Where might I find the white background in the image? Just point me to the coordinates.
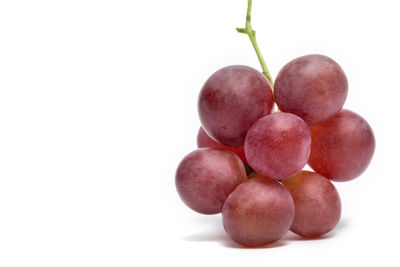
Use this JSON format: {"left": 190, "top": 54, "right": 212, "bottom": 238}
{"left": 0, "top": 0, "right": 398, "bottom": 266}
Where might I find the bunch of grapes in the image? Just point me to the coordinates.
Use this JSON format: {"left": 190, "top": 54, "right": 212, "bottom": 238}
{"left": 175, "top": 0, "right": 375, "bottom": 247}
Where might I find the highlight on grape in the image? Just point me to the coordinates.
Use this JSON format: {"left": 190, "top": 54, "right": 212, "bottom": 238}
{"left": 175, "top": 0, "right": 375, "bottom": 247}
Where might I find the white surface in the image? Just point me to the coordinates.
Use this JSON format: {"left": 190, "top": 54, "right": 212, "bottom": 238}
{"left": 0, "top": 0, "right": 398, "bottom": 266}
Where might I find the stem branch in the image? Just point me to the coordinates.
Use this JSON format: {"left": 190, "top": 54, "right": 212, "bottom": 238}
{"left": 236, "top": 0, "right": 274, "bottom": 86}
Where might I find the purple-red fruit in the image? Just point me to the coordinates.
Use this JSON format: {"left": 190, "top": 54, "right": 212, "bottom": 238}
{"left": 244, "top": 112, "right": 311, "bottom": 179}
{"left": 282, "top": 171, "right": 341, "bottom": 238}
{"left": 175, "top": 148, "right": 247, "bottom": 214}
{"left": 198, "top": 65, "right": 274, "bottom": 147}
{"left": 274, "top": 54, "right": 348, "bottom": 125}
{"left": 308, "top": 109, "right": 375, "bottom": 182}
{"left": 197, "top": 127, "right": 247, "bottom": 164}
{"left": 222, "top": 177, "right": 295, "bottom": 246}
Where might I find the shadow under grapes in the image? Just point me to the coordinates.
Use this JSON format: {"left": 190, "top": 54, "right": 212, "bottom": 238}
{"left": 182, "top": 217, "right": 350, "bottom": 248}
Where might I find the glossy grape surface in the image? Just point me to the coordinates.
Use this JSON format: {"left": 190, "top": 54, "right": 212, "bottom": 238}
{"left": 222, "top": 177, "right": 294, "bottom": 246}
{"left": 282, "top": 171, "right": 341, "bottom": 238}
{"left": 175, "top": 148, "right": 247, "bottom": 214}
{"left": 198, "top": 65, "right": 274, "bottom": 147}
{"left": 244, "top": 112, "right": 311, "bottom": 179}
{"left": 274, "top": 54, "right": 348, "bottom": 125}
{"left": 197, "top": 127, "right": 247, "bottom": 164}
{"left": 308, "top": 109, "right": 375, "bottom": 181}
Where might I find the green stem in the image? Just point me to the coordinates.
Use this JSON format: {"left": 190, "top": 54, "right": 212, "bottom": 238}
{"left": 237, "top": 0, "right": 274, "bottom": 86}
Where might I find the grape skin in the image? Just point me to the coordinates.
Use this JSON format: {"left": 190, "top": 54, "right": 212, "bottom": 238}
{"left": 244, "top": 112, "right": 311, "bottom": 179}
{"left": 222, "top": 177, "right": 294, "bottom": 246}
{"left": 197, "top": 127, "right": 247, "bottom": 164}
{"left": 308, "top": 109, "right": 375, "bottom": 182}
{"left": 198, "top": 65, "right": 274, "bottom": 147}
{"left": 282, "top": 171, "right": 341, "bottom": 238}
{"left": 175, "top": 148, "right": 247, "bottom": 214}
{"left": 274, "top": 54, "right": 348, "bottom": 125}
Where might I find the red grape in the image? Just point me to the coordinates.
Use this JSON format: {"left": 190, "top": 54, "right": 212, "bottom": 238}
{"left": 197, "top": 127, "right": 247, "bottom": 164}
{"left": 175, "top": 148, "right": 247, "bottom": 214}
{"left": 282, "top": 171, "right": 341, "bottom": 238}
{"left": 222, "top": 177, "right": 295, "bottom": 246}
{"left": 198, "top": 65, "right": 274, "bottom": 147}
{"left": 244, "top": 112, "right": 311, "bottom": 179}
{"left": 274, "top": 54, "right": 348, "bottom": 125}
{"left": 308, "top": 109, "right": 375, "bottom": 182}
